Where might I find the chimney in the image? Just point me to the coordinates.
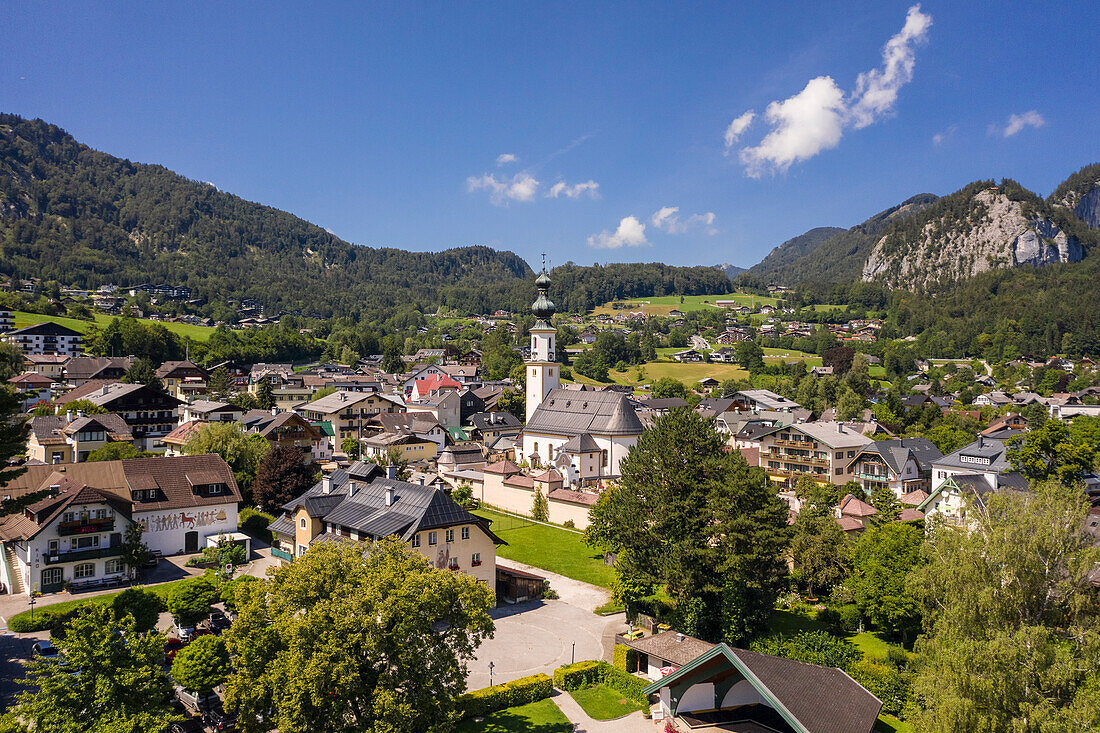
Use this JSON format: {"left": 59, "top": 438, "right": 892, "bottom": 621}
{"left": 348, "top": 480, "right": 358, "bottom": 497}
{"left": 101, "top": 385, "right": 109, "bottom": 396}
{"left": 321, "top": 475, "right": 331, "bottom": 494}
{"left": 419, "top": 476, "right": 425, "bottom": 486}
{"left": 77, "top": 410, "right": 84, "bottom": 419}
{"left": 385, "top": 486, "right": 394, "bottom": 506}
{"left": 837, "top": 424, "right": 845, "bottom": 433}
{"left": 65, "top": 410, "right": 72, "bottom": 423}
{"left": 386, "top": 464, "right": 397, "bottom": 480}
{"left": 271, "top": 407, "right": 278, "bottom": 416}
{"left": 676, "top": 633, "right": 684, "bottom": 643}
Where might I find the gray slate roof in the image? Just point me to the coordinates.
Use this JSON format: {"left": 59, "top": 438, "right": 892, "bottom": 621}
{"left": 855, "top": 437, "right": 942, "bottom": 474}
{"left": 525, "top": 388, "right": 642, "bottom": 438}
{"left": 934, "top": 436, "right": 1012, "bottom": 473}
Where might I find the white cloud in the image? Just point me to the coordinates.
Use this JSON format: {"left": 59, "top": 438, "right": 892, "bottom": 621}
{"left": 1001, "top": 110, "right": 1045, "bottom": 137}
{"left": 740, "top": 76, "right": 847, "bottom": 176}
{"left": 723, "top": 110, "right": 755, "bottom": 150}
{"left": 466, "top": 172, "right": 540, "bottom": 205}
{"left": 848, "top": 4, "right": 932, "bottom": 129}
{"left": 587, "top": 216, "right": 650, "bottom": 249}
{"left": 932, "top": 123, "right": 957, "bottom": 146}
{"left": 495, "top": 153, "right": 518, "bottom": 165}
{"left": 547, "top": 180, "right": 601, "bottom": 199}
{"left": 650, "top": 206, "right": 718, "bottom": 235}
{"left": 735, "top": 4, "right": 931, "bottom": 175}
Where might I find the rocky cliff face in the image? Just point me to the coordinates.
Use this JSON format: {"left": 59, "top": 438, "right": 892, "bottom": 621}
{"left": 1075, "top": 186, "right": 1100, "bottom": 229}
{"left": 862, "top": 188, "right": 1083, "bottom": 290}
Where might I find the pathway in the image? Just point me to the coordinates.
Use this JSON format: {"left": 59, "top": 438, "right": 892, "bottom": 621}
{"left": 550, "top": 688, "right": 651, "bottom": 733}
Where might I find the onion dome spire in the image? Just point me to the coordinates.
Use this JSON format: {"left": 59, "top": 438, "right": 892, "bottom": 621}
{"left": 531, "top": 253, "right": 555, "bottom": 327}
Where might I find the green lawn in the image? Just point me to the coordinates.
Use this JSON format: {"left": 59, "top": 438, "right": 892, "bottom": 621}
{"left": 455, "top": 698, "right": 572, "bottom": 733}
{"left": 472, "top": 508, "right": 614, "bottom": 588}
{"left": 568, "top": 683, "right": 648, "bottom": 720}
{"left": 11, "top": 310, "right": 217, "bottom": 342}
{"left": 592, "top": 292, "right": 778, "bottom": 317}
{"left": 768, "top": 608, "right": 906, "bottom": 658}
{"left": 611, "top": 361, "right": 749, "bottom": 387}
{"left": 761, "top": 347, "right": 823, "bottom": 367}
{"left": 875, "top": 714, "right": 914, "bottom": 733}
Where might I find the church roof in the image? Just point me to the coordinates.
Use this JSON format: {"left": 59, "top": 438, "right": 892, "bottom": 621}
{"left": 525, "top": 388, "right": 643, "bottom": 438}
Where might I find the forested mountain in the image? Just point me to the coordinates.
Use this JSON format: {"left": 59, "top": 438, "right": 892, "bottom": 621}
{"left": 743, "top": 226, "right": 844, "bottom": 279}
{"left": 744, "top": 194, "right": 938, "bottom": 284}
{"left": 1049, "top": 162, "right": 1100, "bottom": 229}
{"left": 0, "top": 114, "right": 726, "bottom": 319}
{"left": 548, "top": 262, "right": 733, "bottom": 312}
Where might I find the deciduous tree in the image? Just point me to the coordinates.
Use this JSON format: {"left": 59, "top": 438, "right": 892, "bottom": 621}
{"left": 224, "top": 539, "right": 495, "bottom": 733}
{"left": 172, "top": 635, "right": 231, "bottom": 694}
{"left": 166, "top": 576, "right": 217, "bottom": 628}
{"left": 111, "top": 587, "right": 164, "bottom": 633}
{"left": 252, "top": 446, "right": 317, "bottom": 511}
{"left": 849, "top": 523, "right": 922, "bottom": 639}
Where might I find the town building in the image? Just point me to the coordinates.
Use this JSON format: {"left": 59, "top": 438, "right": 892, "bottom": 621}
{"left": 301, "top": 391, "right": 405, "bottom": 446}
{"left": 729, "top": 389, "right": 801, "bottom": 413}
{"left": 0, "top": 455, "right": 240, "bottom": 595}
{"left": 23, "top": 354, "right": 70, "bottom": 380}
{"left": 4, "top": 322, "right": 83, "bottom": 356}
{"left": 26, "top": 413, "right": 135, "bottom": 464}
{"left": 62, "top": 356, "right": 133, "bottom": 386}
{"left": 757, "top": 421, "right": 872, "bottom": 496}
{"left": 267, "top": 463, "right": 503, "bottom": 597}
{"left": 846, "top": 438, "right": 943, "bottom": 498}
{"left": 155, "top": 359, "right": 209, "bottom": 401}
{"left": 56, "top": 381, "right": 183, "bottom": 452}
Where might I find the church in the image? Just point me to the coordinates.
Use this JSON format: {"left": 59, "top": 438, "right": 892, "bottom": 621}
{"left": 520, "top": 262, "right": 643, "bottom": 485}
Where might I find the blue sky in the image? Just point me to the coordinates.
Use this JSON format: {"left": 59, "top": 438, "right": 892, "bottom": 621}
{"left": 3, "top": 2, "right": 1098, "bottom": 269}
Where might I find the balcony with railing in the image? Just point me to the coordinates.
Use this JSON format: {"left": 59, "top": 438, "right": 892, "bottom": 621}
{"left": 859, "top": 472, "right": 889, "bottom": 482}
{"left": 43, "top": 544, "right": 123, "bottom": 565}
{"left": 57, "top": 517, "right": 115, "bottom": 536}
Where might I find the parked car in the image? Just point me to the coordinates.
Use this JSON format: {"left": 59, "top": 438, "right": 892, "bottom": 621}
{"left": 164, "top": 638, "right": 186, "bottom": 665}
{"left": 175, "top": 625, "right": 196, "bottom": 643}
{"left": 32, "top": 640, "right": 59, "bottom": 661}
{"left": 208, "top": 611, "right": 231, "bottom": 634}
{"left": 203, "top": 707, "right": 239, "bottom": 732}
{"left": 142, "top": 551, "right": 162, "bottom": 569}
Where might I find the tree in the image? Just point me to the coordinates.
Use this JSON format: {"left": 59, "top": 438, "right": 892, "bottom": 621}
{"left": 849, "top": 523, "right": 922, "bottom": 639}
{"left": 252, "top": 446, "right": 317, "bottom": 511}
{"left": 1006, "top": 418, "right": 1095, "bottom": 484}
{"left": 86, "top": 442, "right": 153, "bottom": 462}
{"left": 734, "top": 340, "right": 765, "bottom": 372}
{"left": 531, "top": 487, "right": 549, "bottom": 521}
{"left": 869, "top": 483, "right": 901, "bottom": 523}
{"left": 207, "top": 366, "right": 232, "bottom": 400}
{"left": 166, "top": 576, "right": 217, "bottom": 628}
{"left": 509, "top": 362, "right": 527, "bottom": 390}
{"left": 340, "top": 435, "right": 361, "bottom": 459}
{"left": 836, "top": 386, "right": 865, "bottom": 420}
{"left": 172, "top": 635, "right": 231, "bottom": 694}
{"left": 1, "top": 606, "right": 176, "bottom": 732}
{"left": 310, "top": 385, "right": 337, "bottom": 403}
{"left": 224, "top": 539, "right": 495, "bottom": 733}
{"left": 751, "top": 630, "right": 862, "bottom": 670}
{"left": 255, "top": 381, "right": 274, "bottom": 410}
{"left": 790, "top": 512, "right": 849, "bottom": 598}
{"left": 793, "top": 473, "right": 842, "bottom": 516}
{"left": 183, "top": 421, "right": 269, "bottom": 497}
{"left": 451, "top": 481, "right": 474, "bottom": 508}
{"left": 59, "top": 398, "right": 107, "bottom": 415}
{"left": 120, "top": 358, "right": 162, "bottom": 389}
{"left": 120, "top": 521, "right": 151, "bottom": 578}
{"left": 111, "top": 587, "right": 164, "bottom": 633}
{"left": 375, "top": 447, "right": 411, "bottom": 481}
{"left": 495, "top": 388, "right": 525, "bottom": 421}
{"left": 923, "top": 423, "right": 974, "bottom": 455}
{"left": 650, "top": 377, "right": 690, "bottom": 401}
{"left": 909, "top": 481, "right": 1100, "bottom": 731}
{"left": 0, "top": 342, "right": 25, "bottom": 381}
{"left": 219, "top": 575, "right": 261, "bottom": 614}
{"left": 0, "top": 386, "right": 27, "bottom": 488}
{"left": 667, "top": 328, "right": 688, "bottom": 348}
{"left": 585, "top": 410, "right": 789, "bottom": 643}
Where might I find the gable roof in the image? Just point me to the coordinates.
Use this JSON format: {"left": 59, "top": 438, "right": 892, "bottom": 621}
{"left": 62, "top": 356, "right": 133, "bottom": 381}
{"left": 850, "top": 438, "right": 942, "bottom": 474}
{"left": 642, "top": 642, "right": 882, "bottom": 733}
{"left": 57, "top": 380, "right": 182, "bottom": 408}
{"left": 525, "top": 388, "right": 643, "bottom": 438}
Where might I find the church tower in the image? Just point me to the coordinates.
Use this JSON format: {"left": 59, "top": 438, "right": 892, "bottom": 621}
{"left": 526, "top": 256, "right": 559, "bottom": 422}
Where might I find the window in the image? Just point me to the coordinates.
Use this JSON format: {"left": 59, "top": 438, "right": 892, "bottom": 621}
{"left": 209, "top": 484, "right": 223, "bottom": 494}
{"left": 48, "top": 540, "right": 59, "bottom": 554}
{"left": 446, "top": 529, "right": 454, "bottom": 543}
{"left": 62, "top": 511, "right": 76, "bottom": 523}
{"left": 834, "top": 451, "right": 843, "bottom": 460}
{"left": 428, "top": 531, "right": 437, "bottom": 546}
{"left": 298, "top": 544, "right": 307, "bottom": 557}
{"left": 411, "top": 534, "right": 420, "bottom": 548}
{"left": 847, "top": 451, "right": 855, "bottom": 458}
{"left": 74, "top": 563, "right": 95, "bottom": 579}
{"left": 73, "top": 535, "right": 100, "bottom": 550}
{"left": 300, "top": 517, "right": 307, "bottom": 530}
{"left": 461, "top": 527, "right": 470, "bottom": 540}
{"left": 105, "top": 559, "right": 123, "bottom": 575}
{"left": 834, "top": 468, "right": 843, "bottom": 476}
{"left": 471, "top": 552, "right": 481, "bottom": 566}
{"left": 448, "top": 556, "right": 459, "bottom": 570}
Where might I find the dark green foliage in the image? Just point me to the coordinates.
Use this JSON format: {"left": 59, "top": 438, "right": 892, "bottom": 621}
{"left": 251, "top": 446, "right": 316, "bottom": 512}
{"left": 111, "top": 587, "right": 164, "bottom": 633}
{"left": 650, "top": 378, "right": 690, "bottom": 400}
{"left": 750, "top": 630, "right": 862, "bottom": 670}
{"left": 219, "top": 575, "right": 261, "bottom": 614}
{"left": 552, "top": 660, "right": 647, "bottom": 701}
{"left": 848, "top": 658, "right": 912, "bottom": 716}
{"left": 548, "top": 262, "right": 733, "bottom": 314}
{"left": 165, "top": 576, "right": 217, "bottom": 627}
{"left": 0, "top": 386, "right": 27, "bottom": 488}
{"left": 85, "top": 442, "right": 154, "bottom": 462}
{"left": 238, "top": 507, "right": 275, "bottom": 543}
{"left": 172, "top": 635, "right": 231, "bottom": 694}
{"left": 612, "top": 643, "right": 639, "bottom": 672}
{"left": 745, "top": 227, "right": 846, "bottom": 278}
{"left": 457, "top": 673, "right": 554, "bottom": 719}
{"left": 850, "top": 523, "right": 923, "bottom": 639}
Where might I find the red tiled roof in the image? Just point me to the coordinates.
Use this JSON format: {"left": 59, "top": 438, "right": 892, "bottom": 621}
{"left": 900, "top": 489, "right": 929, "bottom": 506}
{"left": 839, "top": 494, "right": 878, "bottom": 518}
{"left": 898, "top": 508, "right": 925, "bottom": 522}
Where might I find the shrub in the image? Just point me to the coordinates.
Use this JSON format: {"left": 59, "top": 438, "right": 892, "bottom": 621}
{"left": 457, "top": 673, "right": 553, "bottom": 718}
{"left": 885, "top": 646, "right": 911, "bottom": 669}
{"left": 612, "top": 644, "right": 639, "bottom": 673}
{"left": 9, "top": 605, "right": 63, "bottom": 633}
{"left": 602, "top": 663, "right": 647, "bottom": 700}
{"left": 239, "top": 507, "right": 275, "bottom": 543}
{"left": 818, "top": 604, "right": 860, "bottom": 632}
{"left": 750, "top": 631, "right": 862, "bottom": 670}
{"left": 816, "top": 607, "right": 840, "bottom": 628}
{"left": 848, "top": 658, "right": 911, "bottom": 716}
{"left": 563, "top": 519, "right": 575, "bottom": 529}
{"left": 542, "top": 581, "right": 559, "bottom": 600}
{"left": 553, "top": 660, "right": 602, "bottom": 691}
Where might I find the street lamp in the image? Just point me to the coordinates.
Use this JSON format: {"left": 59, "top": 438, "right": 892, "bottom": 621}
{"left": 571, "top": 641, "right": 575, "bottom": 664}
{"left": 488, "top": 661, "right": 495, "bottom": 687}
{"left": 28, "top": 595, "right": 36, "bottom": 624}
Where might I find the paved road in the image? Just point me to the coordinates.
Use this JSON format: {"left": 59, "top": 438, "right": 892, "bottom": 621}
{"left": 691, "top": 335, "right": 710, "bottom": 351}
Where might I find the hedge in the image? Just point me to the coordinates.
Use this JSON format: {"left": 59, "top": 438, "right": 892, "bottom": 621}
{"left": 239, "top": 507, "right": 275, "bottom": 543}
{"left": 612, "top": 644, "right": 639, "bottom": 673}
{"left": 554, "top": 660, "right": 647, "bottom": 702}
{"left": 458, "top": 673, "right": 553, "bottom": 718}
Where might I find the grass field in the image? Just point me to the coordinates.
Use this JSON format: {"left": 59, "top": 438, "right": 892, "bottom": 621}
{"left": 768, "top": 608, "right": 908, "bottom": 657}
{"left": 592, "top": 292, "right": 779, "bottom": 317}
{"left": 611, "top": 361, "right": 749, "bottom": 386}
{"left": 455, "top": 699, "right": 572, "bottom": 733}
{"left": 568, "top": 683, "right": 648, "bottom": 720}
{"left": 11, "top": 310, "right": 218, "bottom": 342}
{"left": 472, "top": 508, "right": 614, "bottom": 588}
{"left": 761, "top": 347, "right": 823, "bottom": 367}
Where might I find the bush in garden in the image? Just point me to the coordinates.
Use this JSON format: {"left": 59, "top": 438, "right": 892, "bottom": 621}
{"left": 456, "top": 673, "right": 553, "bottom": 718}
